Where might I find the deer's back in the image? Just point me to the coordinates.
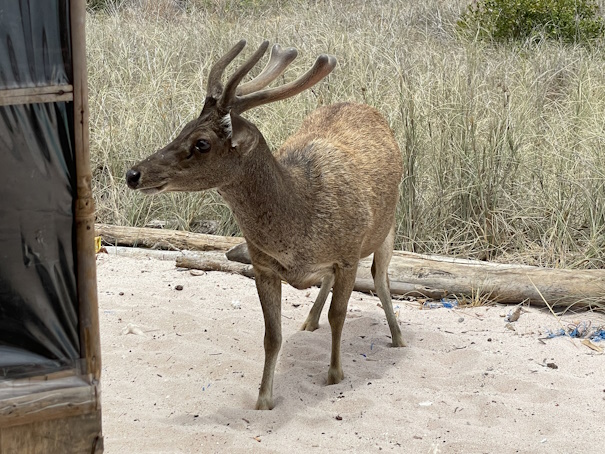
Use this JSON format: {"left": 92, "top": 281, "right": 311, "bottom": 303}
{"left": 276, "top": 102, "right": 402, "bottom": 260}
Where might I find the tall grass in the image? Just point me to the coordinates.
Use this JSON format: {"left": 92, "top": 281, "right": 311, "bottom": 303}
{"left": 87, "top": 0, "right": 605, "bottom": 268}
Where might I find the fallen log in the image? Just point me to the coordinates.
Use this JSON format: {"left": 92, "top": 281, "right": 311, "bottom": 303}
{"left": 176, "top": 255, "right": 255, "bottom": 279}
{"left": 176, "top": 252, "right": 446, "bottom": 299}
{"left": 96, "top": 225, "right": 605, "bottom": 308}
{"left": 95, "top": 223, "right": 244, "bottom": 252}
{"left": 225, "top": 244, "right": 605, "bottom": 308}
{"left": 104, "top": 245, "right": 186, "bottom": 261}
{"left": 359, "top": 254, "right": 605, "bottom": 308}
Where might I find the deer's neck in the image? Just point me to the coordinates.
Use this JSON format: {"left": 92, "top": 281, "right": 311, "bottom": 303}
{"left": 218, "top": 141, "right": 301, "bottom": 257}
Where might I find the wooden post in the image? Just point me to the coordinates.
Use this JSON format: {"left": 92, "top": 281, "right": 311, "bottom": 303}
{"left": 71, "top": 0, "right": 101, "bottom": 384}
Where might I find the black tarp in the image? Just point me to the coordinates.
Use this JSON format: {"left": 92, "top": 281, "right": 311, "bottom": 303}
{"left": 0, "top": 0, "right": 71, "bottom": 89}
{"left": 0, "top": 0, "right": 79, "bottom": 379}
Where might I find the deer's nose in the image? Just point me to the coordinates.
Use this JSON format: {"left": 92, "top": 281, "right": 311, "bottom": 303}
{"left": 126, "top": 169, "right": 141, "bottom": 189}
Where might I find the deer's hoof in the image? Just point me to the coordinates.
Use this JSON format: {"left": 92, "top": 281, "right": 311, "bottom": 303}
{"left": 255, "top": 395, "right": 274, "bottom": 410}
{"left": 327, "top": 367, "right": 344, "bottom": 385}
{"left": 300, "top": 320, "right": 319, "bottom": 332}
{"left": 391, "top": 335, "right": 407, "bottom": 348}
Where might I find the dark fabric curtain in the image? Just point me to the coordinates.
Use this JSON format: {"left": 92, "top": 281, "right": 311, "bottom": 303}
{"left": 0, "top": 0, "right": 79, "bottom": 379}
{"left": 0, "top": 0, "right": 71, "bottom": 89}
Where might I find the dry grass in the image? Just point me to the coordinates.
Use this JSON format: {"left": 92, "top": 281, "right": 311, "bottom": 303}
{"left": 87, "top": 0, "right": 605, "bottom": 268}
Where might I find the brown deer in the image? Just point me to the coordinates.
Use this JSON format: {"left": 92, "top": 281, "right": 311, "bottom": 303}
{"left": 126, "top": 40, "right": 405, "bottom": 410}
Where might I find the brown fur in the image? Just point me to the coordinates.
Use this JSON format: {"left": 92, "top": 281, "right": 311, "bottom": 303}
{"left": 127, "top": 43, "right": 405, "bottom": 410}
{"left": 222, "top": 103, "right": 401, "bottom": 288}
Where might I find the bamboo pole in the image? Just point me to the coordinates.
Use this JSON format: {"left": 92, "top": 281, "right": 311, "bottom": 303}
{"left": 72, "top": 0, "right": 101, "bottom": 384}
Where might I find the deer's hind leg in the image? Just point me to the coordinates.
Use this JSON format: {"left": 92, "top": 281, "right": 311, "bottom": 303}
{"left": 301, "top": 274, "right": 335, "bottom": 332}
{"left": 372, "top": 225, "right": 406, "bottom": 347}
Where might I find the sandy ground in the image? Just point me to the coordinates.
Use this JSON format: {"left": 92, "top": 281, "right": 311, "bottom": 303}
{"left": 97, "top": 252, "right": 605, "bottom": 454}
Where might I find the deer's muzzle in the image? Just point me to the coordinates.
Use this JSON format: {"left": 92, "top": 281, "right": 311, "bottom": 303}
{"left": 126, "top": 169, "right": 141, "bottom": 189}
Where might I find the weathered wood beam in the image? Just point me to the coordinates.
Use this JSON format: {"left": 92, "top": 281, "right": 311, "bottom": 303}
{"left": 0, "top": 85, "right": 73, "bottom": 106}
{"left": 0, "top": 375, "right": 98, "bottom": 429}
{"left": 95, "top": 223, "right": 244, "bottom": 251}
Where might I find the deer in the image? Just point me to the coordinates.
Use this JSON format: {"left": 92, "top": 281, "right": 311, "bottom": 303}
{"left": 126, "top": 40, "right": 405, "bottom": 410}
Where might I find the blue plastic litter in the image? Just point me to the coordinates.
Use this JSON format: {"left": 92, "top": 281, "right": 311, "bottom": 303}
{"left": 545, "top": 323, "right": 605, "bottom": 341}
{"left": 591, "top": 329, "right": 605, "bottom": 342}
{"left": 423, "top": 299, "right": 458, "bottom": 309}
{"left": 546, "top": 328, "right": 566, "bottom": 339}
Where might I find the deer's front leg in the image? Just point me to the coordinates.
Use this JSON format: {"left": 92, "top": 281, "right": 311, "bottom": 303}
{"left": 254, "top": 269, "right": 282, "bottom": 410}
{"left": 327, "top": 264, "right": 358, "bottom": 385}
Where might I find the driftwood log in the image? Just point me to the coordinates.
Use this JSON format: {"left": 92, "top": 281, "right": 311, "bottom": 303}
{"left": 96, "top": 223, "right": 244, "bottom": 251}
{"left": 97, "top": 225, "right": 605, "bottom": 309}
{"left": 176, "top": 255, "right": 256, "bottom": 279}
{"left": 361, "top": 253, "right": 604, "bottom": 308}
{"left": 175, "top": 253, "right": 445, "bottom": 300}
{"left": 223, "top": 242, "right": 605, "bottom": 308}
{"left": 178, "top": 250, "right": 605, "bottom": 308}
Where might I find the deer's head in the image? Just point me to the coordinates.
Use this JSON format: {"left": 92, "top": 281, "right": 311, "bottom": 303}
{"left": 126, "top": 40, "right": 336, "bottom": 194}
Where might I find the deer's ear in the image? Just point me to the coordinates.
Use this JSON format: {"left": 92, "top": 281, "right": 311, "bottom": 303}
{"left": 229, "top": 113, "right": 258, "bottom": 152}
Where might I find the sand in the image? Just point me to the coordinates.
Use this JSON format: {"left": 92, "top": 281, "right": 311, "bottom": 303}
{"left": 96, "top": 252, "right": 605, "bottom": 453}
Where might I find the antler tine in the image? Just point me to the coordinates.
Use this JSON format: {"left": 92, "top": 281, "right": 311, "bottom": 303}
{"left": 219, "top": 40, "right": 270, "bottom": 111}
{"left": 206, "top": 39, "right": 247, "bottom": 99}
{"left": 232, "top": 54, "right": 337, "bottom": 114}
{"left": 236, "top": 44, "right": 298, "bottom": 96}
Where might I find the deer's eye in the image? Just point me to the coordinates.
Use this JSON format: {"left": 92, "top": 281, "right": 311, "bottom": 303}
{"left": 194, "top": 139, "right": 211, "bottom": 153}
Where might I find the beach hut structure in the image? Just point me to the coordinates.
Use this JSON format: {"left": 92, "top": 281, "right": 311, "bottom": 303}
{"left": 0, "top": 1, "right": 103, "bottom": 452}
